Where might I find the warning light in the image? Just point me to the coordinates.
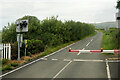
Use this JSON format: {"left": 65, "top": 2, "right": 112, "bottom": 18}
{"left": 25, "top": 40, "right": 27, "bottom": 44}
{"left": 101, "top": 48, "right": 103, "bottom": 52}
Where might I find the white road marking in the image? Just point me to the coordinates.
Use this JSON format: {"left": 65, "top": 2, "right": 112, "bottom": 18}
{"left": 63, "top": 59, "right": 71, "bottom": 61}
{"left": 77, "top": 52, "right": 81, "bottom": 55}
{"left": 82, "top": 48, "right": 85, "bottom": 50}
{"left": 0, "top": 40, "right": 77, "bottom": 77}
{"left": 86, "top": 42, "right": 90, "bottom": 46}
{"left": 41, "top": 58, "right": 47, "bottom": 60}
{"left": 77, "top": 48, "right": 85, "bottom": 55}
{"left": 53, "top": 61, "right": 72, "bottom": 79}
{"left": 108, "top": 60, "right": 120, "bottom": 62}
{"left": 91, "top": 39, "right": 93, "bottom": 42}
{"left": 73, "top": 59, "right": 104, "bottom": 62}
{"left": 106, "top": 59, "right": 111, "bottom": 80}
{"left": 52, "top": 59, "right": 58, "bottom": 61}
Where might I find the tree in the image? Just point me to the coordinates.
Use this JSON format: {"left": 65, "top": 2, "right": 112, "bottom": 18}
{"left": 116, "top": 1, "right": 120, "bottom": 9}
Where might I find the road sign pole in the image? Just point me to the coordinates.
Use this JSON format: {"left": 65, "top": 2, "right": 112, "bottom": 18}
{"left": 16, "top": 20, "right": 28, "bottom": 60}
{"left": 25, "top": 46, "right": 26, "bottom": 56}
{"left": 17, "top": 33, "right": 21, "bottom": 61}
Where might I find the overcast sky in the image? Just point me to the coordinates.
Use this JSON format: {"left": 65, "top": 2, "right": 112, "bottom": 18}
{"left": 0, "top": 0, "right": 117, "bottom": 30}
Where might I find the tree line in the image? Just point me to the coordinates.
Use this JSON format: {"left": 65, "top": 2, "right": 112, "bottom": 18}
{"left": 2, "top": 16, "right": 95, "bottom": 45}
{"left": 2, "top": 16, "right": 95, "bottom": 58}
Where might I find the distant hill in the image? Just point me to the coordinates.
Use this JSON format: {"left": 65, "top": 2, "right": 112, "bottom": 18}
{"left": 94, "top": 21, "right": 116, "bottom": 29}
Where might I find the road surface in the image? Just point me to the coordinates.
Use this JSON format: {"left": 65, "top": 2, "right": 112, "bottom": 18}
{"left": 1, "top": 32, "right": 119, "bottom": 80}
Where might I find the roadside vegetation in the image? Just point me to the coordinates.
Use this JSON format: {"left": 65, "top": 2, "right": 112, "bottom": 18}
{"left": 0, "top": 32, "right": 2, "bottom": 43}
{"left": 98, "top": 28, "right": 120, "bottom": 55}
{"left": 2, "top": 15, "right": 96, "bottom": 71}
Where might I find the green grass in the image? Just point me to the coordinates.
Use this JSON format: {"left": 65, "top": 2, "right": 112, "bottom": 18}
{"left": 2, "top": 65, "right": 13, "bottom": 71}
{"left": 2, "top": 59, "right": 9, "bottom": 65}
{"left": 11, "top": 63, "right": 19, "bottom": 67}
{"left": 101, "top": 29, "right": 118, "bottom": 55}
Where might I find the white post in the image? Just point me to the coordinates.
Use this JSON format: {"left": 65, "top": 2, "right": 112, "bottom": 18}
{"left": 1, "top": 44, "right": 3, "bottom": 60}
{"left": 6, "top": 44, "right": 8, "bottom": 59}
{"left": 3, "top": 44, "right": 5, "bottom": 59}
{"left": 8, "top": 43, "right": 11, "bottom": 60}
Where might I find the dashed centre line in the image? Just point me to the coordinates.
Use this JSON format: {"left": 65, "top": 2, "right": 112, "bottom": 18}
{"left": 86, "top": 42, "right": 90, "bottom": 46}
{"left": 85, "top": 39, "right": 93, "bottom": 47}
{"left": 91, "top": 39, "right": 93, "bottom": 42}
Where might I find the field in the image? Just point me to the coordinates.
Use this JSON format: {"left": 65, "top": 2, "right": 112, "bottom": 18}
{"left": 101, "top": 28, "right": 119, "bottom": 54}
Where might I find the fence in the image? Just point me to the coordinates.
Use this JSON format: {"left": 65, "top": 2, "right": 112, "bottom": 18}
{"left": 0, "top": 43, "right": 11, "bottom": 60}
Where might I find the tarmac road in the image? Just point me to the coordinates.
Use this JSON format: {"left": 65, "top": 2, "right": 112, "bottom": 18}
{"left": 2, "top": 32, "right": 119, "bottom": 80}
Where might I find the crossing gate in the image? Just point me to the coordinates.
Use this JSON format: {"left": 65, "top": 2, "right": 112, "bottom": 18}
{"left": 0, "top": 43, "right": 11, "bottom": 60}
{"left": 69, "top": 48, "right": 120, "bottom": 53}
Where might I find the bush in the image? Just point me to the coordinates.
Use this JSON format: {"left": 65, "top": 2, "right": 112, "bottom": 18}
{"left": 11, "top": 63, "right": 19, "bottom": 67}
{"left": 2, "top": 65, "right": 13, "bottom": 71}
{"left": 2, "top": 59, "right": 9, "bottom": 65}
{"left": 10, "top": 39, "right": 45, "bottom": 59}
{"left": 27, "top": 39, "right": 45, "bottom": 54}
{"left": 27, "top": 52, "right": 32, "bottom": 57}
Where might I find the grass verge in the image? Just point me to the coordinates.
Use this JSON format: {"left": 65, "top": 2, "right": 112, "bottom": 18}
{"left": 101, "top": 29, "right": 119, "bottom": 55}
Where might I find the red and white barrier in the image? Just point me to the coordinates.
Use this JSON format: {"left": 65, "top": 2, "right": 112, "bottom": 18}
{"left": 69, "top": 48, "right": 120, "bottom": 53}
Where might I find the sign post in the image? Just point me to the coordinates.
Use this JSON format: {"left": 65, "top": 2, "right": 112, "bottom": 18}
{"left": 16, "top": 20, "right": 28, "bottom": 60}
{"left": 24, "top": 40, "right": 27, "bottom": 56}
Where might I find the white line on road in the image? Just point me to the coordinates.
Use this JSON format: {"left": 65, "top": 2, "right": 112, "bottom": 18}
{"left": 82, "top": 48, "right": 85, "bottom": 50}
{"left": 63, "top": 59, "right": 71, "bottom": 61}
{"left": 108, "top": 60, "right": 120, "bottom": 62}
{"left": 41, "top": 58, "right": 47, "bottom": 60}
{"left": 91, "top": 39, "right": 93, "bottom": 42}
{"left": 52, "top": 59, "right": 58, "bottom": 61}
{"left": 53, "top": 61, "right": 72, "bottom": 79}
{"left": 106, "top": 59, "right": 111, "bottom": 80}
{"left": 73, "top": 59, "right": 104, "bottom": 62}
{"left": 77, "top": 52, "right": 81, "bottom": 55}
{"left": 77, "top": 48, "right": 85, "bottom": 55}
{"left": 86, "top": 42, "right": 90, "bottom": 46}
